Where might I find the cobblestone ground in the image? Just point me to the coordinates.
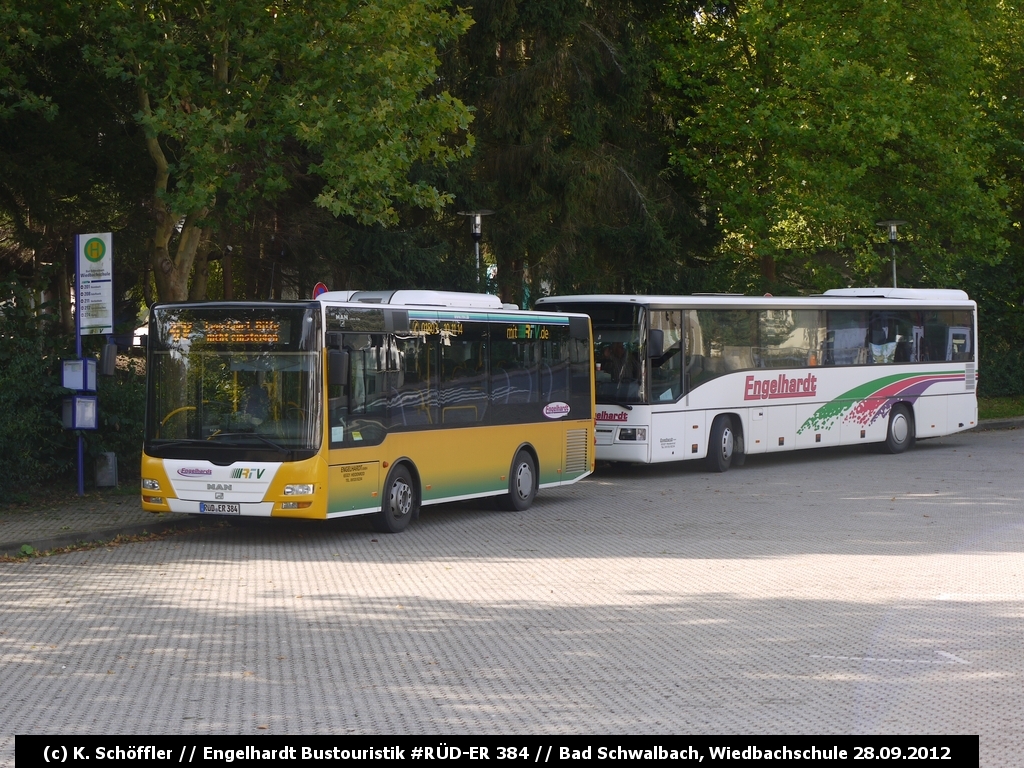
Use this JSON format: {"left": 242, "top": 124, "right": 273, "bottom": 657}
{"left": 1, "top": 430, "right": 1022, "bottom": 765}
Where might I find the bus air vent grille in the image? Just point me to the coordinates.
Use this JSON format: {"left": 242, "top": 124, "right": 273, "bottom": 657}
{"left": 965, "top": 362, "right": 976, "bottom": 391}
{"left": 565, "top": 429, "right": 589, "bottom": 474}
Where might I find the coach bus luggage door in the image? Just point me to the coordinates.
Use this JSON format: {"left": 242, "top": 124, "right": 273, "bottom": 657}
{"left": 746, "top": 407, "right": 767, "bottom": 454}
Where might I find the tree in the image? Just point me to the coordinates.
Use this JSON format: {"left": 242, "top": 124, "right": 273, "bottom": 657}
{"left": 431, "top": 0, "right": 717, "bottom": 305}
{"left": 658, "top": 0, "right": 1007, "bottom": 292}
{"left": 964, "top": 0, "right": 1024, "bottom": 395}
{"left": 1, "top": 2, "right": 151, "bottom": 332}
{"left": 86, "top": 0, "right": 474, "bottom": 302}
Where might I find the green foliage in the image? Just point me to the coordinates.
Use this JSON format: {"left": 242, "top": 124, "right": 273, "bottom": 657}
{"left": 432, "top": 0, "right": 718, "bottom": 304}
{"left": 978, "top": 396, "right": 1024, "bottom": 420}
{"left": 4, "top": 0, "right": 1024, "bottom": 396}
{"left": 0, "top": 275, "right": 74, "bottom": 495}
{"left": 78, "top": 0, "right": 475, "bottom": 302}
{"left": 973, "top": 1, "right": 1024, "bottom": 394}
{"left": 91, "top": 359, "right": 147, "bottom": 482}
{"left": 657, "top": 0, "right": 1008, "bottom": 292}
{"left": 0, "top": 273, "right": 147, "bottom": 495}
{"left": 0, "top": 4, "right": 59, "bottom": 120}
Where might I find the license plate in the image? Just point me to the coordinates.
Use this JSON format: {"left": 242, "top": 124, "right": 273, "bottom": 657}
{"left": 199, "top": 502, "right": 241, "bottom": 515}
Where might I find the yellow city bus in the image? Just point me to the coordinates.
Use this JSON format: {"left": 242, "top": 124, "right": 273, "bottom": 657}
{"left": 140, "top": 290, "right": 595, "bottom": 532}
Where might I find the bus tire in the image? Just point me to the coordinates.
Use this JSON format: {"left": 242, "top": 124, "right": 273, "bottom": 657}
{"left": 706, "top": 415, "right": 734, "bottom": 473}
{"left": 884, "top": 404, "right": 915, "bottom": 454}
{"left": 372, "top": 464, "right": 417, "bottom": 533}
{"left": 498, "top": 449, "right": 537, "bottom": 511}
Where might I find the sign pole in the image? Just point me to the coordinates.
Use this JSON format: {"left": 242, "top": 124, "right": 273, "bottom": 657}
{"left": 73, "top": 235, "right": 84, "bottom": 496}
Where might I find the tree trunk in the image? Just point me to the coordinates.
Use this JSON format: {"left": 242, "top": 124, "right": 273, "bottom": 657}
{"left": 188, "top": 231, "right": 211, "bottom": 300}
{"left": 59, "top": 250, "right": 74, "bottom": 333}
{"left": 138, "top": 81, "right": 207, "bottom": 302}
{"left": 142, "top": 264, "right": 154, "bottom": 308}
{"left": 222, "top": 247, "right": 233, "bottom": 300}
{"left": 272, "top": 260, "right": 282, "bottom": 300}
{"left": 151, "top": 213, "right": 206, "bottom": 302}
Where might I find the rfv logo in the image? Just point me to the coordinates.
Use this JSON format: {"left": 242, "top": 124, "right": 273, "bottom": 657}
{"left": 231, "top": 468, "right": 266, "bottom": 479}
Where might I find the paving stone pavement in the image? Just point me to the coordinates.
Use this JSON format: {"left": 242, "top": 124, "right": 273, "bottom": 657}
{"left": 1, "top": 417, "right": 1020, "bottom": 558}
{"left": 0, "top": 426, "right": 1022, "bottom": 766}
{"left": 0, "top": 492, "right": 204, "bottom": 558}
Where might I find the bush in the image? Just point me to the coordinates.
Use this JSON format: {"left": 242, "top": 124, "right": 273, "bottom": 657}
{"left": 0, "top": 278, "right": 75, "bottom": 495}
{"left": 0, "top": 275, "right": 145, "bottom": 496}
{"left": 978, "top": 341, "right": 1024, "bottom": 398}
{"left": 90, "top": 355, "right": 146, "bottom": 482}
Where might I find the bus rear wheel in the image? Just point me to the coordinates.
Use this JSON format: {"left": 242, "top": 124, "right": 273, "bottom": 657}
{"left": 372, "top": 464, "right": 417, "bottom": 533}
{"left": 706, "top": 415, "right": 735, "bottom": 473}
{"left": 884, "top": 404, "right": 915, "bottom": 454}
{"left": 498, "top": 449, "right": 537, "bottom": 511}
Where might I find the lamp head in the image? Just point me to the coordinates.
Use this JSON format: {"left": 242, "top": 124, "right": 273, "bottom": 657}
{"left": 875, "top": 219, "right": 908, "bottom": 243}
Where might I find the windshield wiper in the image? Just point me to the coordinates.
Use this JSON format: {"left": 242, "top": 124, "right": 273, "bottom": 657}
{"left": 597, "top": 400, "right": 634, "bottom": 410}
{"left": 208, "top": 432, "right": 289, "bottom": 452}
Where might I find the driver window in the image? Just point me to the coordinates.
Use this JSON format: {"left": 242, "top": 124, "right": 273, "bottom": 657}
{"left": 329, "top": 334, "right": 390, "bottom": 448}
{"left": 650, "top": 310, "right": 683, "bottom": 402}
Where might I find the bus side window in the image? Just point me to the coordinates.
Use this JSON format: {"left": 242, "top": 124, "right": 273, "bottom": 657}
{"left": 439, "top": 322, "right": 488, "bottom": 424}
{"left": 541, "top": 326, "right": 571, "bottom": 403}
{"left": 390, "top": 334, "right": 436, "bottom": 427}
{"left": 920, "top": 310, "right": 974, "bottom": 362}
{"left": 758, "top": 309, "right": 825, "bottom": 368}
{"left": 691, "top": 309, "right": 756, "bottom": 386}
{"left": 827, "top": 311, "right": 869, "bottom": 366}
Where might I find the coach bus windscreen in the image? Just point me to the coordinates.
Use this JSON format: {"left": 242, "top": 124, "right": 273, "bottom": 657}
{"left": 540, "top": 302, "right": 646, "bottom": 405}
{"left": 145, "top": 304, "right": 322, "bottom": 460}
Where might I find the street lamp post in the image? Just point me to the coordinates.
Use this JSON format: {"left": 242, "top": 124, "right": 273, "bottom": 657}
{"left": 875, "top": 219, "right": 907, "bottom": 288}
{"left": 457, "top": 210, "right": 494, "bottom": 288}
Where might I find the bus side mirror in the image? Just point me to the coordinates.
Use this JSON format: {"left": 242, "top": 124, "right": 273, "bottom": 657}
{"left": 328, "top": 349, "right": 349, "bottom": 387}
{"left": 648, "top": 329, "right": 664, "bottom": 359}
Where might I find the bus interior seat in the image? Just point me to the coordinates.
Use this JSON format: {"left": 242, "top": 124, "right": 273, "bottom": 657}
{"left": 442, "top": 405, "right": 478, "bottom": 424}
{"left": 722, "top": 345, "right": 754, "bottom": 372}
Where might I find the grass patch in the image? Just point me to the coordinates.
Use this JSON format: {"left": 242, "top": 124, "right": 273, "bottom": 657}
{"left": 979, "top": 396, "right": 1024, "bottom": 421}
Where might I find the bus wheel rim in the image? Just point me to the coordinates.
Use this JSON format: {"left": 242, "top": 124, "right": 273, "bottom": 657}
{"left": 892, "top": 412, "right": 908, "bottom": 443}
{"left": 515, "top": 462, "right": 533, "bottom": 499}
{"left": 721, "top": 428, "right": 733, "bottom": 459}
{"left": 391, "top": 479, "right": 412, "bottom": 517}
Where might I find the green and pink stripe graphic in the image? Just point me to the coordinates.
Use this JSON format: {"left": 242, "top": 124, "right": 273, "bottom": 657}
{"left": 797, "top": 371, "right": 967, "bottom": 434}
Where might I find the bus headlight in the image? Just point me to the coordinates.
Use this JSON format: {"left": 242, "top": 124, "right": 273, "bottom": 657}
{"left": 284, "top": 484, "right": 314, "bottom": 496}
{"left": 142, "top": 478, "right": 161, "bottom": 491}
{"left": 618, "top": 428, "right": 647, "bottom": 442}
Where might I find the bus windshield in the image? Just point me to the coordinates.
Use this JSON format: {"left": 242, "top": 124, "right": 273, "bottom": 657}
{"left": 553, "top": 302, "right": 646, "bottom": 405}
{"left": 145, "top": 304, "right": 322, "bottom": 460}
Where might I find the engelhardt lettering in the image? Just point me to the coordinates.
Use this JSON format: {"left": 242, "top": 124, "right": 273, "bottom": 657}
{"left": 596, "top": 410, "right": 629, "bottom": 422}
{"left": 744, "top": 373, "right": 817, "bottom": 401}
{"left": 203, "top": 746, "right": 298, "bottom": 761}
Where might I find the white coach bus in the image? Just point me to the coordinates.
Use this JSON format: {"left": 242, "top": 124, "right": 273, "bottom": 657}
{"left": 536, "top": 288, "right": 977, "bottom": 470}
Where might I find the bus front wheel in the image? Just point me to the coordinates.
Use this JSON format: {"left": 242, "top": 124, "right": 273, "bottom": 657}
{"left": 706, "top": 415, "right": 735, "bottom": 473}
{"left": 884, "top": 404, "right": 915, "bottom": 454}
{"left": 372, "top": 464, "right": 418, "bottom": 533}
{"left": 498, "top": 449, "right": 537, "bottom": 511}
